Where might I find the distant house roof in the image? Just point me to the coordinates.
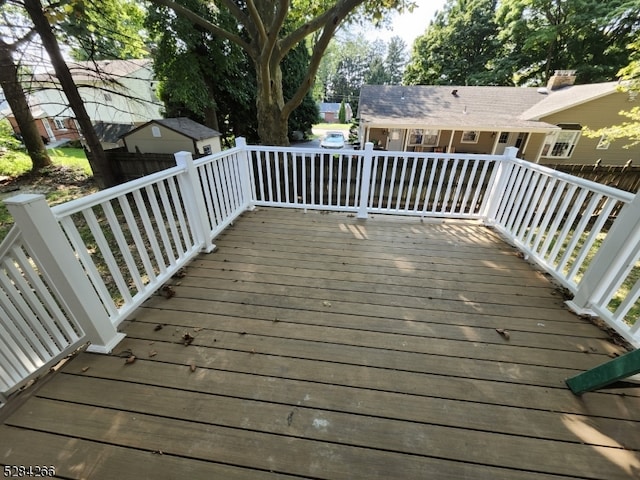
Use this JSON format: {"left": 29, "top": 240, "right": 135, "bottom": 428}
{"left": 34, "top": 59, "right": 153, "bottom": 83}
{"left": 358, "top": 85, "right": 557, "bottom": 132}
{"left": 318, "top": 102, "right": 351, "bottom": 113}
{"left": 94, "top": 122, "right": 135, "bottom": 144}
{"left": 122, "top": 117, "right": 221, "bottom": 140}
{"left": 0, "top": 91, "right": 72, "bottom": 119}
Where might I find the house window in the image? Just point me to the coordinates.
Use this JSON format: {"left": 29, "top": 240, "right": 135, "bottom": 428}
{"left": 53, "top": 118, "right": 65, "bottom": 130}
{"left": 541, "top": 129, "right": 581, "bottom": 158}
{"left": 408, "top": 129, "right": 439, "bottom": 146}
{"left": 498, "top": 132, "right": 509, "bottom": 143}
{"left": 461, "top": 131, "right": 479, "bottom": 143}
{"left": 514, "top": 132, "right": 528, "bottom": 149}
{"left": 202, "top": 145, "right": 212, "bottom": 155}
{"left": 151, "top": 126, "right": 161, "bottom": 137}
{"left": 596, "top": 135, "right": 610, "bottom": 150}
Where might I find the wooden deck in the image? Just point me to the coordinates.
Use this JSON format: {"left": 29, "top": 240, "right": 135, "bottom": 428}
{"left": 1, "top": 207, "right": 639, "bottom": 479}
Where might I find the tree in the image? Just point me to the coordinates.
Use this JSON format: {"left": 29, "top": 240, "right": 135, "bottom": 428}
{"left": 495, "top": 0, "right": 640, "bottom": 85}
{"left": 147, "top": 0, "right": 414, "bottom": 145}
{"left": 23, "top": 0, "right": 117, "bottom": 187}
{"left": 146, "top": 0, "right": 257, "bottom": 142}
{"left": 584, "top": 39, "right": 640, "bottom": 147}
{"left": 282, "top": 36, "right": 319, "bottom": 139}
{"left": 338, "top": 99, "right": 346, "bottom": 123}
{"left": 384, "top": 36, "right": 406, "bottom": 85}
{"left": 0, "top": 2, "right": 51, "bottom": 171}
{"left": 404, "top": 0, "right": 501, "bottom": 85}
{"left": 58, "top": 0, "right": 147, "bottom": 61}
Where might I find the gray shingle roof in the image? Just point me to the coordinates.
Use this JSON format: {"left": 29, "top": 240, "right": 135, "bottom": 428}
{"left": 148, "top": 118, "right": 220, "bottom": 140}
{"left": 521, "top": 82, "right": 620, "bottom": 120}
{"left": 358, "top": 85, "right": 557, "bottom": 131}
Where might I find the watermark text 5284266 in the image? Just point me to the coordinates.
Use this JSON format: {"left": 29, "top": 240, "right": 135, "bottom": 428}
{"left": 3, "top": 466, "right": 56, "bottom": 478}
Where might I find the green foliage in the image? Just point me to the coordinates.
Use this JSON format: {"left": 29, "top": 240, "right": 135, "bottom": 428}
{"left": 0, "top": 148, "right": 91, "bottom": 177}
{"left": 584, "top": 39, "right": 640, "bottom": 147}
{"left": 495, "top": 0, "right": 640, "bottom": 85}
{"left": 404, "top": 0, "right": 502, "bottom": 85}
{"left": 0, "top": 119, "right": 20, "bottom": 151}
{"left": 404, "top": 0, "right": 640, "bottom": 87}
{"left": 146, "top": 0, "right": 258, "bottom": 144}
{"left": 57, "top": 0, "right": 148, "bottom": 60}
{"left": 348, "top": 117, "right": 360, "bottom": 144}
{"left": 283, "top": 38, "right": 320, "bottom": 139}
{"left": 338, "top": 100, "right": 347, "bottom": 124}
{"left": 317, "top": 34, "right": 407, "bottom": 113}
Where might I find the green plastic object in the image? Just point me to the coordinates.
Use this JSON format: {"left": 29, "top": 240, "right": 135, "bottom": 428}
{"left": 566, "top": 348, "right": 640, "bottom": 395}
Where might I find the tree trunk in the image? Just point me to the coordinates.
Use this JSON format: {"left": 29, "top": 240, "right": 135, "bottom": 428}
{"left": 255, "top": 63, "right": 289, "bottom": 146}
{"left": 23, "top": 0, "right": 117, "bottom": 188}
{"left": 0, "top": 40, "right": 51, "bottom": 172}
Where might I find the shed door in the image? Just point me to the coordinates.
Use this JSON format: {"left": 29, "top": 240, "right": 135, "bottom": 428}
{"left": 387, "top": 129, "right": 404, "bottom": 151}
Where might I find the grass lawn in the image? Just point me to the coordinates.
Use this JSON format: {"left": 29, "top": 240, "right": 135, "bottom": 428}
{"left": 313, "top": 123, "right": 351, "bottom": 131}
{"left": 0, "top": 147, "right": 96, "bottom": 240}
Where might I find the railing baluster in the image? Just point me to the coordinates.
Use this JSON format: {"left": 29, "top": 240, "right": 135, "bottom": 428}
{"left": 515, "top": 172, "right": 544, "bottom": 241}
{"left": 336, "top": 155, "right": 343, "bottom": 207}
{"left": 58, "top": 216, "right": 118, "bottom": 317}
{"left": 145, "top": 184, "right": 176, "bottom": 267}
{"left": 395, "top": 156, "right": 408, "bottom": 211}
{"left": 132, "top": 190, "right": 166, "bottom": 276}
{"left": 83, "top": 207, "right": 133, "bottom": 304}
{"left": 539, "top": 184, "right": 578, "bottom": 260}
{"left": 422, "top": 157, "right": 437, "bottom": 215}
{"left": 433, "top": 158, "right": 448, "bottom": 213}
{"left": 548, "top": 189, "right": 589, "bottom": 266}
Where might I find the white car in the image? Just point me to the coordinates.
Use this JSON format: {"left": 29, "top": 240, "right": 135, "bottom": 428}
{"left": 320, "top": 131, "right": 345, "bottom": 149}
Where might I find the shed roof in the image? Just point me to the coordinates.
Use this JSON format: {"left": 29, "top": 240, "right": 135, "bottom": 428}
{"left": 123, "top": 118, "right": 221, "bottom": 141}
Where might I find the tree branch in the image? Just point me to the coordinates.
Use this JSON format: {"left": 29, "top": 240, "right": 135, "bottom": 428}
{"left": 244, "top": 0, "right": 267, "bottom": 44}
{"left": 147, "top": 0, "right": 251, "bottom": 52}
{"left": 279, "top": 0, "right": 365, "bottom": 57}
{"left": 282, "top": 2, "right": 361, "bottom": 118}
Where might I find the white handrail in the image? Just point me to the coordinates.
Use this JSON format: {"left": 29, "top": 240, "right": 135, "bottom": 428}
{"left": 1, "top": 139, "right": 638, "bottom": 403}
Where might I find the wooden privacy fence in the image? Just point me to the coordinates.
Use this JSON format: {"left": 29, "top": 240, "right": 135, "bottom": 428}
{"left": 542, "top": 162, "right": 640, "bottom": 193}
{"left": 97, "top": 148, "right": 204, "bottom": 182}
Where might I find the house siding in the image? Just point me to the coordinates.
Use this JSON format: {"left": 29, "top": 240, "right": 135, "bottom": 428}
{"left": 124, "top": 124, "right": 221, "bottom": 155}
{"left": 125, "top": 125, "right": 196, "bottom": 154}
{"left": 540, "top": 91, "right": 639, "bottom": 166}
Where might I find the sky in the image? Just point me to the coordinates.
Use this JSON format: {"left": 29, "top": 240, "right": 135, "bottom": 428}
{"left": 372, "top": 0, "right": 448, "bottom": 47}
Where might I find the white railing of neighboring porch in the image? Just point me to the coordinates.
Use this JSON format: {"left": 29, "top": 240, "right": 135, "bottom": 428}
{"left": 1, "top": 139, "right": 638, "bottom": 404}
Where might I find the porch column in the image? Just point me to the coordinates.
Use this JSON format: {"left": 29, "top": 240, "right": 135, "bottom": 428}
{"left": 4, "top": 194, "right": 125, "bottom": 353}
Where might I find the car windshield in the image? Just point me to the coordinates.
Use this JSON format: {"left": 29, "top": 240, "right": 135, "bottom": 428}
{"left": 327, "top": 133, "right": 342, "bottom": 139}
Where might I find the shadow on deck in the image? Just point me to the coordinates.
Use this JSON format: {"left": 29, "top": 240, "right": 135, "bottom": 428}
{"left": 1, "top": 208, "right": 639, "bottom": 479}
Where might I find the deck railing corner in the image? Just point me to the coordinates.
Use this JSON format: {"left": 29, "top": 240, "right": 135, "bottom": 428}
{"left": 4, "top": 194, "right": 125, "bottom": 353}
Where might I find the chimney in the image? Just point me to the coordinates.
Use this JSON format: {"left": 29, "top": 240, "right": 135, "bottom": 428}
{"left": 547, "top": 70, "right": 577, "bottom": 91}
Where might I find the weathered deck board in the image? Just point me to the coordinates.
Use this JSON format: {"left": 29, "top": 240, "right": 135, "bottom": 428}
{"left": 1, "top": 208, "right": 639, "bottom": 479}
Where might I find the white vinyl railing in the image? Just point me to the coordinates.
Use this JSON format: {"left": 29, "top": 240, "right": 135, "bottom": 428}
{"left": 1, "top": 139, "right": 638, "bottom": 404}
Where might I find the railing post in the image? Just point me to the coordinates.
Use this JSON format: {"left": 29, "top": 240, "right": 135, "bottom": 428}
{"left": 357, "top": 142, "right": 374, "bottom": 219}
{"left": 175, "top": 151, "right": 216, "bottom": 253}
{"left": 482, "top": 147, "right": 518, "bottom": 224}
{"left": 567, "top": 190, "right": 640, "bottom": 316}
{"left": 234, "top": 137, "right": 255, "bottom": 211}
{"left": 4, "top": 194, "right": 125, "bottom": 354}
